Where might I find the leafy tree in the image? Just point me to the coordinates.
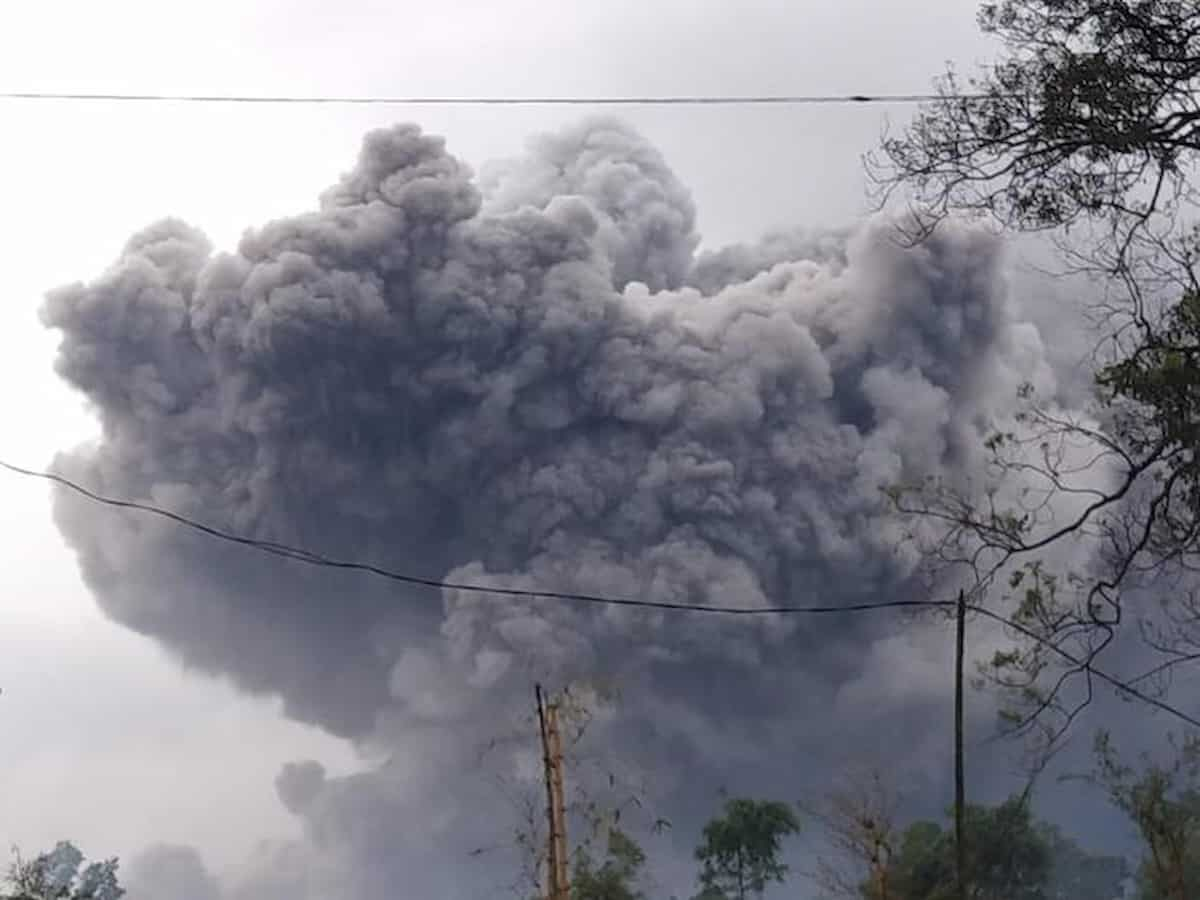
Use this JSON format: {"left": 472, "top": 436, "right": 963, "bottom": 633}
{"left": 882, "top": 797, "right": 1050, "bottom": 900}
{"left": 1079, "top": 730, "right": 1200, "bottom": 900}
{"left": 963, "top": 798, "right": 1048, "bottom": 900}
{"left": 572, "top": 828, "right": 646, "bottom": 900}
{"left": 805, "top": 769, "right": 901, "bottom": 900}
{"left": 479, "top": 680, "right": 663, "bottom": 900}
{"left": 872, "top": 0, "right": 1200, "bottom": 267}
{"left": 1134, "top": 851, "right": 1200, "bottom": 900}
{"left": 861, "top": 796, "right": 1124, "bottom": 900}
{"left": 1095, "top": 288, "right": 1200, "bottom": 575}
{"left": 883, "top": 820, "right": 953, "bottom": 900}
{"left": 3, "top": 843, "right": 123, "bottom": 900}
{"left": 694, "top": 798, "right": 800, "bottom": 900}
{"left": 874, "top": 0, "right": 1200, "bottom": 763}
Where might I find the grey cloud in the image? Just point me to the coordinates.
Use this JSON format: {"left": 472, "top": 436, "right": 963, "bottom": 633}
{"left": 41, "top": 116, "right": 1079, "bottom": 898}
{"left": 686, "top": 227, "right": 850, "bottom": 296}
{"left": 276, "top": 761, "right": 327, "bottom": 816}
{"left": 480, "top": 118, "right": 699, "bottom": 292}
{"left": 125, "top": 845, "right": 222, "bottom": 900}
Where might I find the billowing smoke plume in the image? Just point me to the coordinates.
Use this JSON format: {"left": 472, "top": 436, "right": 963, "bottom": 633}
{"left": 42, "top": 118, "right": 1065, "bottom": 898}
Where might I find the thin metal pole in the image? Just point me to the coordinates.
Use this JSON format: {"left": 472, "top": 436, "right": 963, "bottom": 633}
{"left": 954, "top": 589, "right": 967, "bottom": 900}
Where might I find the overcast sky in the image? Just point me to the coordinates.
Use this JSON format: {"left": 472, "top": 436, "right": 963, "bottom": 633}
{"left": 0, "top": 4, "right": 1160, "bottom": 900}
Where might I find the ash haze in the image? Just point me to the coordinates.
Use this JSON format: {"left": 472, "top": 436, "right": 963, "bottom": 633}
{"left": 0, "top": 3, "right": 1169, "bottom": 900}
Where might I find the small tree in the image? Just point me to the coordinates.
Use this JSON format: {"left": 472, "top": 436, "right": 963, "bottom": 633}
{"left": 3, "top": 843, "right": 123, "bottom": 900}
{"left": 875, "top": 797, "right": 1096, "bottom": 900}
{"left": 475, "top": 679, "right": 662, "bottom": 900}
{"left": 871, "top": 0, "right": 1200, "bottom": 765}
{"left": 694, "top": 798, "right": 801, "bottom": 900}
{"left": 572, "top": 828, "right": 646, "bottom": 900}
{"left": 804, "top": 769, "right": 901, "bottom": 900}
{"left": 1081, "top": 730, "right": 1200, "bottom": 900}
{"left": 886, "top": 820, "right": 953, "bottom": 900}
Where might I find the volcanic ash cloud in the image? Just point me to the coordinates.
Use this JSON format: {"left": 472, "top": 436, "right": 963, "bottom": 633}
{"left": 40, "top": 117, "right": 1062, "bottom": 899}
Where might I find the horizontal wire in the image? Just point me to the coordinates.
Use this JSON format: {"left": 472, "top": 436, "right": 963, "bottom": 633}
{"left": 0, "top": 459, "right": 952, "bottom": 616}
{"left": 5, "top": 457, "right": 1198, "bottom": 729}
{"left": 0, "top": 90, "right": 982, "bottom": 107}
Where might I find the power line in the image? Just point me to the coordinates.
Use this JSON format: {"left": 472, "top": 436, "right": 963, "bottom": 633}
{"left": 0, "top": 90, "right": 981, "bottom": 107}
{"left": 0, "top": 459, "right": 950, "bottom": 617}
{"left": 4, "top": 457, "right": 1199, "bottom": 730}
{"left": 968, "top": 605, "right": 1200, "bottom": 730}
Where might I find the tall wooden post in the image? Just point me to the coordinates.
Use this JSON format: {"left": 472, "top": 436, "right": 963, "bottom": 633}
{"left": 547, "top": 699, "right": 570, "bottom": 900}
{"left": 536, "top": 684, "right": 570, "bottom": 900}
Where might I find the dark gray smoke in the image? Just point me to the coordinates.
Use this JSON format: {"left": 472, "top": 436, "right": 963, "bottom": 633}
{"left": 42, "top": 117, "right": 1073, "bottom": 899}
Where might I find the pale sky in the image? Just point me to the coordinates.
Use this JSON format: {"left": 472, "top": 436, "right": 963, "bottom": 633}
{"left": 0, "top": 3, "right": 1125, "bottom": 898}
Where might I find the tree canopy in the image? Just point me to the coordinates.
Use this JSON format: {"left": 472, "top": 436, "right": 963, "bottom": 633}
{"left": 876, "top": 0, "right": 1200, "bottom": 761}
{"left": 2, "top": 843, "right": 123, "bottom": 900}
{"left": 864, "top": 796, "right": 1126, "bottom": 900}
{"left": 874, "top": 0, "right": 1200, "bottom": 256}
{"left": 1082, "top": 730, "right": 1200, "bottom": 900}
{"left": 882, "top": 798, "right": 1050, "bottom": 900}
{"left": 694, "top": 798, "right": 801, "bottom": 900}
{"left": 572, "top": 828, "right": 647, "bottom": 900}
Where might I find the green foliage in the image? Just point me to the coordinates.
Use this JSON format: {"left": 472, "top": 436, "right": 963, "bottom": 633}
{"left": 880, "top": 819, "right": 954, "bottom": 900}
{"left": 873, "top": 0, "right": 1200, "bottom": 757}
{"left": 694, "top": 798, "right": 801, "bottom": 900}
{"left": 877, "top": 0, "right": 1200, "bottom": 640}
{"left": 865, "top": 796, "right": 1124, "bottom": 900}
{"left": 1097, "top": 290, "right": 1200, "bottom": 543}
{"left": 874, "top": 0, "right": 1200, "bottom": 239}
{"left": 1134, "top": 848, "right": 1200, "bottom": 900}
{"left": 916, "top": 798, "right": 1049, "bottom": 900}
{"left": 572, "top": 828, "right": 647, "bottom": 900}
{"left": 1085, "top": 731, "right": 1200, "bottom": 900}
